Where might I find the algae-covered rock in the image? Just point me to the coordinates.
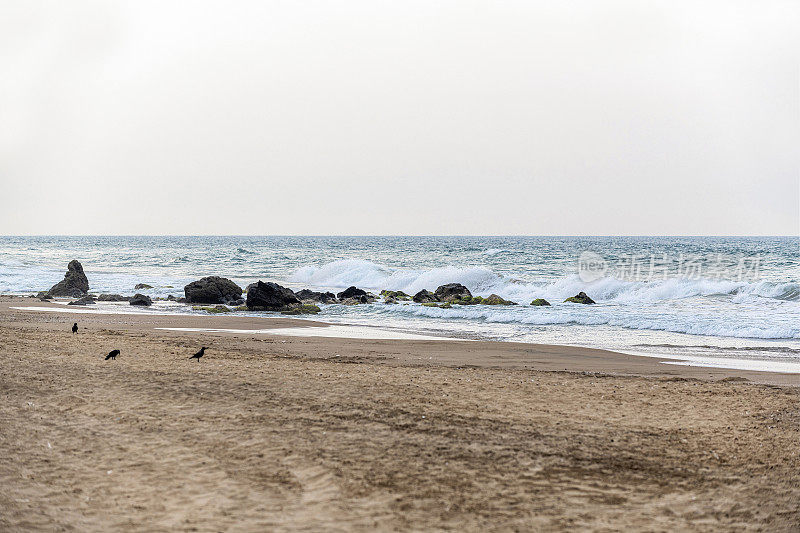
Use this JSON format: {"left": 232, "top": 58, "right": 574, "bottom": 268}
{"left": 134, "top": 283, "right": 154, "bottom": 290}
{"left": 564, "top": 292, "right": 595, "bottom": 304}
{"left": 530, "top": 298, "right": 551, "bottom": 306}
{"left": 281, "top": 304, "right": 321, "bottom": 315}
{"left": 483, "top": 294, "right": 517, "bottom": 305}
{"left": 422, "top": 302, "right": 452, "bottom": 309}
{"left": 381, "top": 290, "right": 411, "bottom": 301}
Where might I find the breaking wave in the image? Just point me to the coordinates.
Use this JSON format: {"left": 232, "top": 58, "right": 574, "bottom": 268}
{"left": 289, "top": 259, "right": 800, "bottom": 304}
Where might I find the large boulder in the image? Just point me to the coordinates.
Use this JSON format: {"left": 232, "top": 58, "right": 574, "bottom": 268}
{"left": 336, "top": 286, "right": 367, "bottom": 300}
{"left": 296, "top": 289, "right": 337, "bottom": 303}
{"left": 564, "top": 292, "right": 595, "bottom": 304}
{"left": 412, "top": 289, "right": 438, "bottom": 303}
{"left": 434, "top": 283, "right": 472, "bottom": 303}
{"left": 47, "top": 260, "right": 89, "bottom": 297}
{"left": 530, "top": 298, "right": 551, "bottom": 306}
{"left": 130, "top": 293, "right": 153, "bottom": 306}
{"left": 246, "top": 281, "right": 300, "bottom": 310}
{"left": 184, "top": 276, "right": 243, "bottom": 304}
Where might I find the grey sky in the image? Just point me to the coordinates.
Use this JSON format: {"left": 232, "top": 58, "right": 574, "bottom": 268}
{"left": 1, "top": 1, "right": 797, "bottom": 235}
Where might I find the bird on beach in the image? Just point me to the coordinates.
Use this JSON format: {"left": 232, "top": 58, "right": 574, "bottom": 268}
{"left": 190, "top": 347, "right": 207, "bottom": 362}
{"left": 72, "top": 322, "right": 78, "bottom": 334}
{"left": 105, "top": 349, "right": 120, "bottom": 361}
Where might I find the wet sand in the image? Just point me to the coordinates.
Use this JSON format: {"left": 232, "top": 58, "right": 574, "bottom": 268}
{"left": 1, "top": 296, "right": 798, "bottom": 531}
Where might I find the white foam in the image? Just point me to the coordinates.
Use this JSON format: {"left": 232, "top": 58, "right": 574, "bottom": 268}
{"left": 288, "top": 259, "right": 800, "bottom": 304}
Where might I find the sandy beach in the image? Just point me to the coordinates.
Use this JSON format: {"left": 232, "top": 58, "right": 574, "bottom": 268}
{"left": 1, "top": 295, "right": 798, "bottom": 531}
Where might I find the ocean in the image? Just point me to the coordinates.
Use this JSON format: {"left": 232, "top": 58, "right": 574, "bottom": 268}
{"left": 1, "top": 236, "right": 798, "bottom": 371}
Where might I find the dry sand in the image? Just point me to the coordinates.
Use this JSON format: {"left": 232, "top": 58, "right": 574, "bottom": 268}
{"left": 0, "top": 296, "right": 798, "bottom": 531}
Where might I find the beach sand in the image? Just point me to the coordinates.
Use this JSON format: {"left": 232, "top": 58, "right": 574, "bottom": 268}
{"left": 1, "top": 295, "right": 798, "bottom": 531}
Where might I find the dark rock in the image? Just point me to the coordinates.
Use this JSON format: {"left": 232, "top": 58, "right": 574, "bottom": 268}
{"left": 246, "top": 281, "right": 300, "bottom": 310}
{"left": 336, "top": 286, "right": 367, "bottom": 300}
{"left": 68, "top": 295, "right": 96, "bottom": 306}
{"left": 184, "top": 276, "right": 243, "bottom": 304}
{"left": 564, "top": 291, "right": 595, "bottom": 304}
{"left": 36, "top": 291, "right": 52, "bottom": 300}
{"left": 412, "top": 289, "right": 439, "bottom": 303}
{"left": 434, "top": 283, "right": 472, "bottom": 303}
{"left": 134, "top": 283, "right": 154, "bottom": 290}
{"left": 296, "top": 289, "right": 337, "bottom": 303}
{"left": 176, "top": 297, "right": 187, "bottom": 303}
{"left": 483, "top": 294, "right": 517, "bottom": 305}
{"left": 166, "top": 295, "right": 177, "bottom": 301}
{"left": 530, "top": 298, "right": 551, "bottom": 306}
{"left": 384, "top": 297, "right": 398, "bottom": 304}
{"left": 47, "top": 260, "right": 89, "bottom": 297}
{"left": 129, "top": 293, "right": 153, "bottom": 306}
{"left": 97, "top": 294, "right": 130, "bottom": 302}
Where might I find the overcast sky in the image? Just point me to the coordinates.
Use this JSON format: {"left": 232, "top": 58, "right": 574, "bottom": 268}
{"left": 1, "top": 1, "right": 797, "bottom": 235}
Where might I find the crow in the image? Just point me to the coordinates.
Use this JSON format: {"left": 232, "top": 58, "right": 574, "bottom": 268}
{"left": 105, "top": 349, "right": 120, "bottom": 361}
{"left": 190, "top": 347, "right": 207, "bottom": 362}
{"left": 72, "top": 322, "right": 78, "bottom": 334}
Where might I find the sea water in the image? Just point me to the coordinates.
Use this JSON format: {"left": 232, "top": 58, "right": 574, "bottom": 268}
{"left": 1, "top": 236, "right": 798, "bottom": 370}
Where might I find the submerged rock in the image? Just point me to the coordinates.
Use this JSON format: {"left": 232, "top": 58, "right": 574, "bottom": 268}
{"left": 246, "top": 281, "right": 300, "bottom": 310}
{"left": 530, "top": 298, "right": 551, "bottom": 306}
{"left": 483, "top": 294, "right": 517, "bottom": 305}
{"left": 434, "top": 283, "right": 472, "bottom": 303}
{"left": 412, "top": 289, "right": 438, "bottom": 303}
{"left": 68, "top": 295, "right": 96, "bottom": 306}
{"left": 134, "top": 283, "right": 154, "bottom": 290}
{"left": 47, "top": 260, "right": 89, "bottom": 298}
{"left": 564, "top": 292, "right": 595, "bottom": 304}
{"left": 97, "top": 294, "right": 130, "bottom": 302}
{"left": 130, "top": 293, "right": 153, "bottom": 306}
{"left": 192, "top": 305, "right": 231, "bottom": 313}
{"left": 296, "top": 289, "right": 337, "bottom": 303}
{"left": 336, "top": 286, "right": 367, "bottom": 300}
{"left": 184, "top": 276, "right": 243, "bottom": 304}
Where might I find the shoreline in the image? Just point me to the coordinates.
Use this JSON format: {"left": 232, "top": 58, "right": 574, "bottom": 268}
{"left": 3, "top": 296, "right": 798, "bottom": 386}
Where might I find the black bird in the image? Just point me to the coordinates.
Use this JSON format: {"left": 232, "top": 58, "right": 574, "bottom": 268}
{"left": 105, "top": 349, "right": 120, "bottom": 361}
{"left": 72, "top": 322, "right": 78, "bottom": 334}
{"left": 190, "top": 347, "right": 207, "bottom": 362}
